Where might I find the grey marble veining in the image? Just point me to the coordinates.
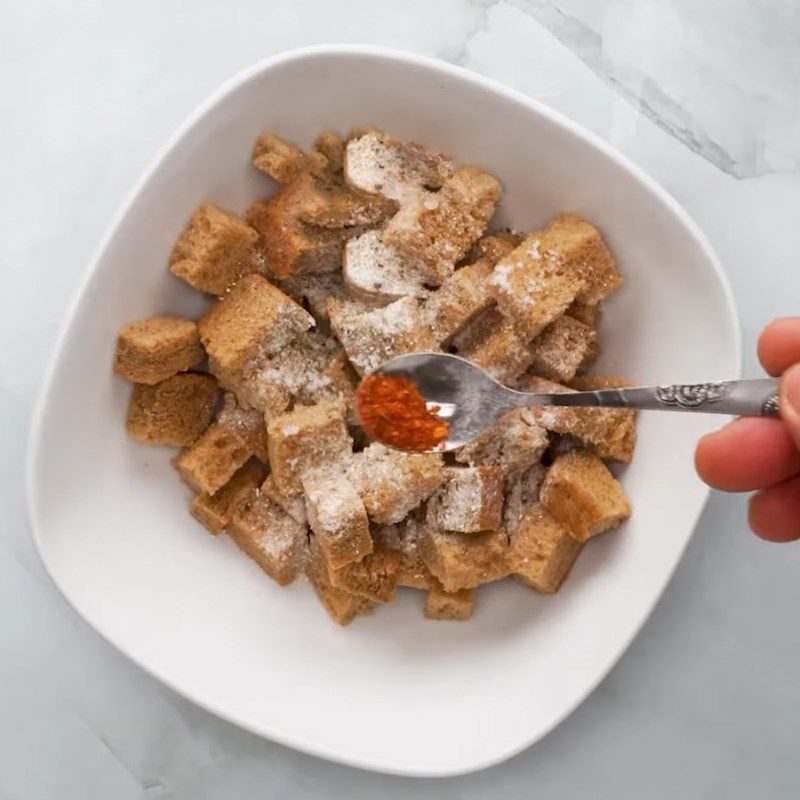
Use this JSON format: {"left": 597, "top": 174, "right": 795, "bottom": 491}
{"left": 2, "top": 1, "right": 800, "bottom": 798}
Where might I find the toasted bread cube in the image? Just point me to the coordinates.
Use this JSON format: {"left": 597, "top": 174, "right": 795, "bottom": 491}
{"left": 190, "top": 461, "right": 268, "bottom": 534}
{"left": 228, "top": 489, "right": 308, "bottom": 585}
{"left": 313, "top": 130, "right": 346, "bottom": 173}
{"left": 373, "top": 519, "right": 434, "bottom": 590}
{"left": 426, "top": 467, "right": 504, "bottom": 533}
{"left": 261, "top": 475, "right": 308, "bottom": 526}
{"left": 329, "top": 543, "right": 401, "bottom": 603}
{"left": 199, "top": 274, "right": 313, "bottom": 376}
{"left": 454, "top": 308, "right": 535, "bottom": 381}
{"left": 503, "top": 463, "right": 547, "bottom": 533}
{"left": 488, "top": 234, "right": 585, "bottom": 340}
{"left": 419, "top": 526, "right": 508, "bottom": 592}
{"left": 306, "top": 537, "right": 373, "bottom": 625}
{"left": 344, "top": 132, "right": 453, "bottom": 200}
{"left": 425, "top": 581, "right": 475, "bottom": 620}
{"left": 328, "top": 296, "right": 437, "bottom": 376}
{"left": 343, "top": 230, "right": 427, "bottom": 304}
{"left": 251, "top": 132, "right": 308, "bottom": 182}
{"left": 507, "top": 504, "right": 582, "bottom": 593}
{"left": 463, "top": 231, "right": 522, "bottom": 265}
{"left": 245, "top": 193, "right": 350, "bottom": 280}
{"left": 114, "top": 315, "right": 204, "bottom": 385}
{"left": 542, "top": 214, "right": 621, "bottom": 304}
{"left": 348, "top": 444, "right": 446, "bottom": 524}
{"left": 230, "top": 330, "right": 343, "bottom": 416}
{"left": 169, "top": 204, "right": 260, "bottom": 295}
{"left": 384, "top": 166, "right": 501, "bottom": 285}
{"left": 303, "top": 473, "right": 372, "bottom": 569}
{"left": 426, "top": 258, "right": 493, "bottom": 345}
{"left": 529, "top": 315, "right": 597, "bottom": 383}
{"left": 216, "top": 392, "right": 269, "bottom": 462}
{"left": 518, "top": 375, "right": 636, "bottom": 463}
{"left": 280, "top": 270, "right": 349, "bottom": 330}
{"left": 455, "top": 408, "right": 548, "bottom": 478}
{"left": 267, "top": 399, "right": 352, "bottom": 495}
{"left": 126, "top": 373, "right": 217, "bottom": 447}
{"left": 541, "top": 451, "right": 631, "bottom": 542}
{"left": 565, "top": 299, "right": 601, "bottom": 327}
{"left": 174, "top": 423, "right": 252, "bottom": 496}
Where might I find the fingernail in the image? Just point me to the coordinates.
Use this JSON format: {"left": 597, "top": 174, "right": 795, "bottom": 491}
{"left": 781, "top": 364, "right": 800, "bottom": 414}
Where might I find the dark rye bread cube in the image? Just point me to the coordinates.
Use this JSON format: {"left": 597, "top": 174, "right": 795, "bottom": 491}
{"left": 125, "top": 373, "right": 218, "bottom": 447}
{"left": 169, "top": 203, "right": 260, "bottom": 295}
{"left": 114, "top": 315, "right": 204, "bottom": 385}
{"left": 190, "top": 461, "right": 268, "bottom": 535}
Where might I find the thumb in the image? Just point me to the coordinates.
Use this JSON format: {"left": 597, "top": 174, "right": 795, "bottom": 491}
{"left": 779, "top": 363, "right": 800, "bottom": 452}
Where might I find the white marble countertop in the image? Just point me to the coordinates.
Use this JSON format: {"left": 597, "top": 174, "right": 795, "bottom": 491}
{"left": 3, "top": 1, "right": 800, "bottom": 797}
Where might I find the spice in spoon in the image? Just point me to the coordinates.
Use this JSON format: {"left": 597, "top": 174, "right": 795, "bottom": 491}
{"left": 355, "top": 374, "right": 450, "bottom": 451}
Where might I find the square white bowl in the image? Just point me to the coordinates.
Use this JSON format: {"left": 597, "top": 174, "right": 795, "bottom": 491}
{"left": 27, "top": 45, "right": 739, "bottom": 777}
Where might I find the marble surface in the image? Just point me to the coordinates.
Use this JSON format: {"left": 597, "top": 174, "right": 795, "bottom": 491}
{"left": 2, "top": 1, "right": 800, "bottom": 797}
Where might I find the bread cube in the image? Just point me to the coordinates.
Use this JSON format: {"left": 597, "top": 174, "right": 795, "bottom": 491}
{"left": 455, "top": 408, "right": 548, "bottom": 478}
{"left": 529, "top": 315, "right": 597, "bottom": 383}
{"left": 228, "top": 489, "right": 308, "bottom": 585}
{"left": 190, "top": 461, "right": 267, "bottom": 534}
{"left": 344, "top": 132, "right": 453, "bottom": 201}
{"left": 261, "top": 475, "right": 308, "bottom": 526}
{"left": 425, "top": 258, "right": 493, "bottom": 345}
{"left": 348, "top": 444, "right": 445, "bottom": 524}
{"left": 199, "top": 274, "right": 313, "bottom": 376}
{"left": 503, "top": 463, "right": 547, "bottom": 533}
{"left": 328, "top": 296, "right": 436, "bottom": 376}
{"left": 267, "top": 399, "right": 352, "bottom": 495}
{"left": 488, "top": 233, "right": 585, "bottom": 340}
{"left": 518, "top": 375, "right": 636, "bottom": 463}
{"left": 169, "top": 203, "right": 260, "bottom": 295}
{"left": 174, "top": 424, "right": 252, "bottom": 496}
{"left": 303, "top": 473, "right": 372, "bottom": 569}
{"left": 215, "top": 392, "right": 269, "bottom": 463}
{"left": 540, "top": 451, "right": 631, "bottom": 542}
{"left": 384, "top": 166, "right": 501, "bottom": 285}
{"left": 280, "top": 270, "right": 349, "bottom": 330}
{"left": 373, "top": 518, "right": 434, "bottom": 589}
{"left": 426, "top": 467, "right": 504, "bottom": 533}
{"left": 463, "top": 231, "right": 522, "bottom": 265}
{"left": 126, "top": 373, "right": 217, "bottom": 447}
{"left": 418, "top": 526, "right": 508, "bottom": 592}
{"left": 251, "top": 132, "right": 309, "bottom": 182}
{"left": 306, "top": 537, "right": 373, "bottom": 625}
{"left": 313, "top": 130, "right": 346, "bottom": 173}
{"left": 453, "top": 308, "right": 535, "bottom": 381}
{"left": 507, "top": 504, "right": 582, "bottom": 593}
{"left": 244, "top": 193, "right": 351, "bottom": 280}
{"left": 343, "top": 230, "right": 427, "bottom": 304}
{"left": 114, "top": 315, "right": 204, "bottom": 385}
{"left": 565, "top": 299, "right": 601, "bottom": 327}
{"left": 330, "top": 543, "right": 401, "bottom": 603}
{"left": 541, "top": 214, "right": 621, "bottom": 305}
{"left": 425, "top": 581, "right": 475, "bottom": 620}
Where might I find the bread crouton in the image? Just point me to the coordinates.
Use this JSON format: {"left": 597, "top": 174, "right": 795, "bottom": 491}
{"left": 169, "top": 204, "right": 260, "bottom": 295}
{"left": 425, "top": 581, "right": 475, "bottom": 620}
{"left": 126, "top": 373, "right": 217, "bottom": 447}
{"left": 228, "top": 489, "right": 308, "bottom": 585}
{"left": 329, "top": 543, "right": 401, "bottom": 603}
{"left": 190, "top": 461, "right": 268, "bottom": 534}
{"left": 261, "top": 475, "right": 308, "bottom": 526}
{"left": 251, "top": 132, "right": 311, "bottom": 182}
{"left": 347, "top": 444, "right": 445, "bottom": 524}
{"left": 313, "top": 130, "right": 346, "bottom": 173}
{"left": 303, "top": 473, "right": 373, "bottom": 569}
{"left": 426, "top": 467, "right": 504, "bottom": 533}
{"left": 507, "top": 504, "right": 582, "bottom": 593}
{"left": 540, "top": 451, "right": 631, "bottom": 542}
{"left": 373, "top": 519, "right": 434, "bottom": 590}
{"left": 306, "top": 537, "right": 373, "bottom": 625}
{"left": 502, "top": 463, "right": 547, "bottom": 534}
{"left": 114, "top": 315, "right": 204, "bottom": 385}
{"left": 529, "top": 315, "right": 597, "bottom": 383}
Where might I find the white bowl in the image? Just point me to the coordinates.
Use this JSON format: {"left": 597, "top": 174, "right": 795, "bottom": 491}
{"left": 26, "top": 45, "right": 739, "bottom": 777}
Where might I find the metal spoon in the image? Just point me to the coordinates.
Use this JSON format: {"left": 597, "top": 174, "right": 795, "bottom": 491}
{"left": 375, "top": 352, "right": 781, "bottom": 452}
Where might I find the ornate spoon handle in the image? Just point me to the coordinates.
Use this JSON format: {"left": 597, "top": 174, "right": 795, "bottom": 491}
{"left": 544, "top": 378, "right": 781, "bottom": 417}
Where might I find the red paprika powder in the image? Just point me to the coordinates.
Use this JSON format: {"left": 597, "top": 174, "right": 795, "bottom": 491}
{"left": 355, "top": 374, "right": 450, "bottom": 451}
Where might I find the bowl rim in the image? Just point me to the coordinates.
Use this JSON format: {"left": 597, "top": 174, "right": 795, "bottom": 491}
{"left": 25, "top": 44, "right": 742, "bottom": 777}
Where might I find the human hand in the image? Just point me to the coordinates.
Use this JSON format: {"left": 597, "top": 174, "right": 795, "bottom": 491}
{"left": 695, "top": 318, "right": 800, "bottom": 542}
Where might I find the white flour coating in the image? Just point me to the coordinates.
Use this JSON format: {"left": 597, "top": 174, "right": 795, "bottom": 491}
{"left": 343, "top": 230, "right": 427, "bottom": 300}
